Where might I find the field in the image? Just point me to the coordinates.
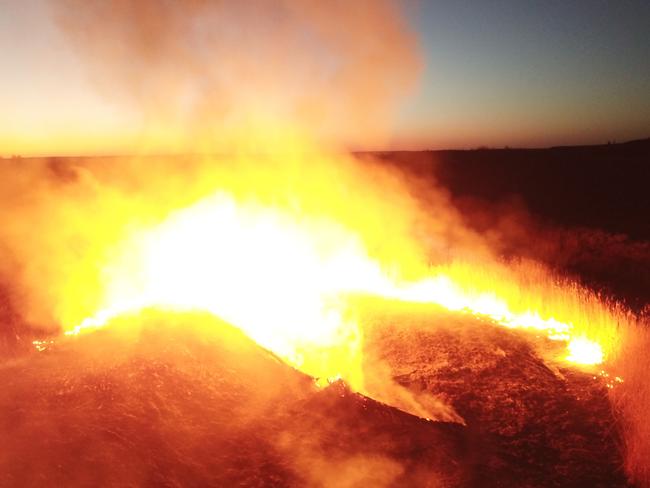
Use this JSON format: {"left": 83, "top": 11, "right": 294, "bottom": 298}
{"left": 0, "top": 139, "right": 648, "bottom": 487}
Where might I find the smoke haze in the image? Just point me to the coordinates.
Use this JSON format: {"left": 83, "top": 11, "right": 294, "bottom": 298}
{"left": 0, "top": 1, "right": 647, "bottom": 485}
{"left": 50, "top": 0, "right": 421, "bottom": 150}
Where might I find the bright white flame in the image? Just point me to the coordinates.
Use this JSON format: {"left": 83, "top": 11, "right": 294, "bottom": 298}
{"left": 65, "top": 190, "right": 605, "bottom": 378}
{"left": 567, "top": 337, "right": 604, "bottom": 365}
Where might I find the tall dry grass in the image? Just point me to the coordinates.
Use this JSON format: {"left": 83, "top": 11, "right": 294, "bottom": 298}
{"left": 609, "top": 311, "right": 650, "bottom": 486}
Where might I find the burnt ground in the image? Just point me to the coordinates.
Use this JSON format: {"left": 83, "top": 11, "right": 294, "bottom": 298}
{"left": 0, "top": 311, "right": 467, "bottom": 488}
{"left": 0, "top": 307, "right": 631, "bottom": 487}
{"left": 363, "top": 303, "right": 630, "bottom": 488}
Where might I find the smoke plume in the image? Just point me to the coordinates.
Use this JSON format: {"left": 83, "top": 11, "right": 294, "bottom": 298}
{"left": 50, "top": 0, "right": 421, "bottom": 150}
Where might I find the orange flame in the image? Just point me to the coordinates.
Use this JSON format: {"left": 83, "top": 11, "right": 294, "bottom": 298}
{"left": 59, "top": 152, "right": 618, "bottom": 396}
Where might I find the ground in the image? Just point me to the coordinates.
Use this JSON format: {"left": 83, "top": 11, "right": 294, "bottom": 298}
{"left": 0, "top": 308, "right": 630, "bottom": 487}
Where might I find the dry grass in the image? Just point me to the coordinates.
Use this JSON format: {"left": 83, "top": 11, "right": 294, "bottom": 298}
{"left": 609, "top": 313, "right": 650, "bottom": 486}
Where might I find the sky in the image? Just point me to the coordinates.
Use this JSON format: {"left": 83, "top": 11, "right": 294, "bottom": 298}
{"left": 401, "top": 0, "right": 650, "bottom": 149}
{"left": 1, "top": 0, "right": 649, "bottom": 155}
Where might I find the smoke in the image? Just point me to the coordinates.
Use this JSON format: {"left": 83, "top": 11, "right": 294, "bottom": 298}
{"left": 453, "top": 193, "right": 650, "bottom": 311}
{"left": 50, "top": 0, "right": 421, "bottom": 150}
{"left": 0, "top": 1, "right": 646, "bottom": 484}
{"left": 0, "top": 156, "right": 215, "bottom": 332}
{"left": 276, "top": 430, "right": 405, "bottom": 487}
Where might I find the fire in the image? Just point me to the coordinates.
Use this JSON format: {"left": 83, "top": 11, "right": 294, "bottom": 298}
{"left": 567, "top": 337, "right": 604, "bottom": 365}
{"left": 60, "top": 157, "right": 617, "bottom": 399}
{"left": 67, "top": 192, "right": 380, "bottom": 387}
{"left": 13, "top": 136, "right": 624, "bottom": 408}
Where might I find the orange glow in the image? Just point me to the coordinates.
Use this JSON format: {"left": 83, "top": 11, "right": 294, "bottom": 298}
{"left": 567, "top": 337, "right": 604, "bottom": 365}
{"left": 64, "top": 204, "right": 606, "bottom": 373}
{"left": 54, "top": 145, "right": 623, "bottom": 399}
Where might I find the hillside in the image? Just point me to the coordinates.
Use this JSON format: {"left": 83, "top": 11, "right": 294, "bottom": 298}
{"left": 0, "top": 308, "right": 629, "bottom": 487}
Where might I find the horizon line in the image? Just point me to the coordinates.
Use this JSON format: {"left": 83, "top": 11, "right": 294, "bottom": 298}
{"left": 2, "top": 136, "right": 648, "bottom": 160}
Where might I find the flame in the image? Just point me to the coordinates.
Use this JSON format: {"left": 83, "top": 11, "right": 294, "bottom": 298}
{"left": 24, "top": 136, "right": 627, "bottom": 404}
{"left": 62, "top": 168, "right": 613, "bottom": 398}
{"left": 68, "top": 193, "right": 381, "bottom": 386}
{"left": 567, "top": 337, "right": 604, "bottom": 365}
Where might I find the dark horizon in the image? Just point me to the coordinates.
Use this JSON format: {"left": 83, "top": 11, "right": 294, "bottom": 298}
{"left": 4, "top": 135, "right": 650, "bottom": 161}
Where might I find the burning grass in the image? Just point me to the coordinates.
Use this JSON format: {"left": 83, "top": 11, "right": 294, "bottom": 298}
{"left": 0, "top": 150, "right": 646, "bottom": 485}
{"left": 2, "top": 0, "right": 645, "bottom": 484}
{"left": 609, "top": 321, "right": 650, "bottom": 486}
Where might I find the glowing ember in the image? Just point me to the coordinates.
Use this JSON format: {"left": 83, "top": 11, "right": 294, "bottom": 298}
{"left": 31, "top": 339, "right": 55, "bottom": 352}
